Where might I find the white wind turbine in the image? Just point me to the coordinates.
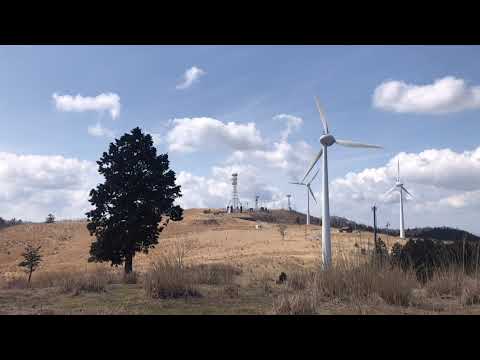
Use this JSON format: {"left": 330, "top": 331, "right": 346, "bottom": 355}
{"left": 302, "top": 96, "right": 383, "bottom": 269}
{"left": 289, "top": 167, "right": 320, "bottom": 225}
{"left": 384, "top": 160, "right": 413, "bottom": 239}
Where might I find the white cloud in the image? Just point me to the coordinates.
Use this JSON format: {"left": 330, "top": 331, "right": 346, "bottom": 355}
{"left": 165, "top": 117, "right": 264, "bottom": 153}
{"left": 328, "top": 146, "right": 480, "bottom": 233}
{"left": 176, "top": 66, "right": 206, "bottom": 90}
{"left": 227, "top": 140, "right": 315, "bottom": 180}
{"left": 0, "top": 152, "right": 101, "bottom": 221}
{"left": 87, "top": 122, "right": 115, "bottom": 138}
{"left": 176, "top": 164, "right": 282, "bottom": 210}
{"left": 273, "top": 114, "right": 303, "bottom": 141}
{"left": 373, "top": 76, "right": 480, "bottom": 114}
{"left": 53, "top": 92, "right": 121, "bottom": 119}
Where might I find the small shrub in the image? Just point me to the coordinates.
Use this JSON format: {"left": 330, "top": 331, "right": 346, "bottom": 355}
{"left": 390, "top": 242, "right": 404, "bottom": 267}
{"left": 373, "top": 238, "right": 389, "bottom": 267}
{"left": 277, "top": 272, "right": 287, "bottom": 284}
{"left": 224, "top": 284, "right": 240, "bottom": 298}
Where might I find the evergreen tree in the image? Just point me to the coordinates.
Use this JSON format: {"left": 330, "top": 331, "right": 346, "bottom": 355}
{"left": 18, "top": 245, "right": 42, "bottom": 283}
{"left": 86, "top": 127, "right": 183, "bottom": 274}
{"left": 46, "top": 213, "right": 55, "bottom": 223}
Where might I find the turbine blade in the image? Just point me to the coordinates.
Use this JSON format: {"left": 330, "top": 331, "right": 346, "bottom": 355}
{"left": 308, "top": 186, "right": 318, "bottom": 204}
{"left": 301, "top": 148, "right": 323, "bottom": 183}
{"left": 289, "top": 182, "right": 304, "bottom": 185}
{"left": 314, "top": 96, "right": 329, "bottom": 134}
{"left": 402, "top": 186, "right": 413, "bottom": 198}
{"left": 397, "top": 159, "right": 400, "bottom": 182}
{"left": 335, "top": 139, "right": 383, "bottom": 149}
{"left": 384, "top": 185, "right": 397, "bottom": 197}
{"left": 308, "top": 167, "right": 321, "bottom": 185}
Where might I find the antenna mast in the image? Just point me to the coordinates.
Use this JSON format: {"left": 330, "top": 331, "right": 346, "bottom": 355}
{"left": 286, "top": 194, "right": 292, "bottom": 211}
{"left": 231, "top": 173, "right": 239, "bottom": 212}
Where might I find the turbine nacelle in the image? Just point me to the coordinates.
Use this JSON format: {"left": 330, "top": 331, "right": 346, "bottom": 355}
{"left": 319, "top": 134, "right": 336, "bottom": 146}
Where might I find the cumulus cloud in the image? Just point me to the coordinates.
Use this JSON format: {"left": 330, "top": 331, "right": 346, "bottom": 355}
{"left": 176, "top": 66, "right": 206, "bottom": 90}
{"left": 165, "top": 117, "right": 264, "bottom": 153}
{"left": 373, "top": 76, "right": 480, "bottom": 114}
{"left": 53, "top": 92, "right": 121, "bottom": 119}
{"left": 328, "top": 146, "right": 480, "bottom": 233}
{"left": 0, "top": 152, "right": 101, "bottom": 221}
{"left": 87, "top": 122, "right": 115, "bottom": 138}
{"left": 274, "top": 114, "right": 303, "bottom": 141}
{"left": 176, "top": 164, "right": 280, "bottom": 210}
{"left": 227, "top": 140, "right": 315, "bottom": 180}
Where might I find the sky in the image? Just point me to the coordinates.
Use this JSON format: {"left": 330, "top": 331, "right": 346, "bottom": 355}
{"left": 1, "top": 45, "right": 480, "bottom": 234}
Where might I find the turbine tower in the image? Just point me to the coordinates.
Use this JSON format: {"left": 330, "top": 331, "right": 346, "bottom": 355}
{"left": 290, "top": 167, "right": 320, "bottom": 225}
{"left": 302, "top": 96, "right": 382, "bottom": 269}
{"left": 384, "top": 160, "right": 413, "bottom": 239}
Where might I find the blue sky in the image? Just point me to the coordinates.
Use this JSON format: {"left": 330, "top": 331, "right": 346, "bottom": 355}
{"left": 1, "top": 45, "right": 480, "bottom": 233}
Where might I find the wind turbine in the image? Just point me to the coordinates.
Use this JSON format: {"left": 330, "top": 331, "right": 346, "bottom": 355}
{"left": 289, "top": 167, "right": 320, "bottom": 225}
{"left": 302, "top": 96, "right": 383, "bottom": 269}
{"left": 384, "top": 160, "right": 413, "bottom": 239}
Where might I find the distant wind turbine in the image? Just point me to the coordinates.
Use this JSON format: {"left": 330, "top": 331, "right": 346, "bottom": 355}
{"left": 289, "top": 167, "right": 320, "bottom": 225}
{"left": 302, "top": 96, "right": 383, "bottom": 269}
{"left": 384, "top": 160, "right": 413, "bottom": 239}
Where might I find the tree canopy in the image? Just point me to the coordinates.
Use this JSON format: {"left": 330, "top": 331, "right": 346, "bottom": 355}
{"left": 86, "top": 127, "right": 183, "bottom": 273}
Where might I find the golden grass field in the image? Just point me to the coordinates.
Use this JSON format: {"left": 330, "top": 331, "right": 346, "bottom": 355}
{"left": 3, "top": 208, "right": 480, "bottom": 315}
{"left": 0, "top": 208, "right": 404, "bottom": 282}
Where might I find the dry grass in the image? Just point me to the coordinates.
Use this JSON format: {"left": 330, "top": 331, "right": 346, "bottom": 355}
{"left": 122, "top": 271, "right": 139, "bottom": 284}
{"left": 143, "top": 250, "right": 241, "bottom": 300}
{"left": 272, "top": 293, "right": 317, "bottom": 315}
{"left": 2, "top": 267, "right": 120, "bottom": 295}
{"left": 144, "top": 257, "right": 202, "bottom": 299}
{"left": 286, "top": 270, "right": 312, "bottom": 291}
{"left": 462, "top": 279, "right": 480, "bottom": 306}
{"left": 223, "top": 284, "right": 240, "bottom": 298}
{"left": 426, "top": 269, "right": 465, "bottom": 298}
{"left": 189, "top": 263, "right": 241, "bottom": 285}
{"left": 273, "top": 260, "right": 419, "bottom": 314}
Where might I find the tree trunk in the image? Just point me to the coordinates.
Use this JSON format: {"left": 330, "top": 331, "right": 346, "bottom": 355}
{"left": 125, "top": 254, "right": 133, "bottom": 274}
{"left": 28, "top": 268, "right": 32, "bottom": 283}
